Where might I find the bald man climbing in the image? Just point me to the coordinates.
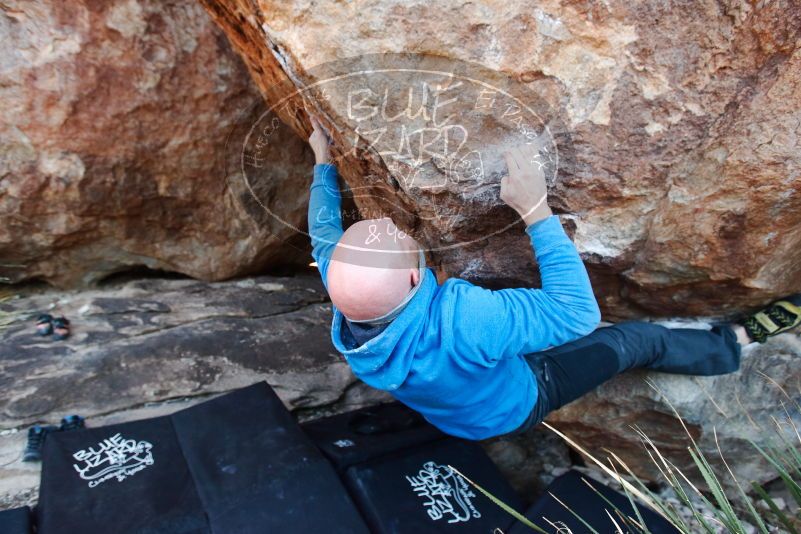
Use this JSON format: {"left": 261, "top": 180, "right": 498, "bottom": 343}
{"left": 306, "top": 115, "right": 600, "bottom": 439}
{"left": 306, "top": 115, "right": 801, "bottom": 440}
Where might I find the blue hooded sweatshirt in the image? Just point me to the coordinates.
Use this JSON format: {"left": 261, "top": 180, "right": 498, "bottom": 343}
{"left": 309, "top": 164, "right": 601, "bottom": 440}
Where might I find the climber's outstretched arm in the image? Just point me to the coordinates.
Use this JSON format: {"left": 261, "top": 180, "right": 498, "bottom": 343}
{"left": 446, "top": 146, "right": 601, "bottom": 366}
{"left": 307, "top": 116, "right": 342, "bottom": 290}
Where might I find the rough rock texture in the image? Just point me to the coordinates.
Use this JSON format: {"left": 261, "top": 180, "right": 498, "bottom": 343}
{"left": 200, "top": 0, "right": 801, "bottom": 320}
{"left": 0, "top": 0, "right": 314, "bottom": 287}
{"left": 197, "top": 0, "right": 801, "bottom": 488}
{"left": 0, "top": 274, "right": 390, "bottom": 507}
{"left": 0, "top": 274, "right": 384, "bottom": 428}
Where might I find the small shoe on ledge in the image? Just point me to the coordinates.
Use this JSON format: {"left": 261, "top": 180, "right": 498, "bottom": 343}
{"left": 22, "top": 425, "right": 59, "bottom": 463}
{"left": 739, "top": 294, "right": 801, "bottom": 344}
{"left": 35, "top": 314, "right": 53, "bottom": 337}
{"left": 52, "top": 316, "right": 70, "bottom": 341}
{"left": 59, "top": 415, "right": 85, "bottom": 432}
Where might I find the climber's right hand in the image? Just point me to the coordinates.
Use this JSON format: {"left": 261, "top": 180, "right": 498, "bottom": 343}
{"left": 500, "top": 145, "right": 552, "bottom": 227}
{"left": 308, "top": 115, "right": 331, "bottom": 165}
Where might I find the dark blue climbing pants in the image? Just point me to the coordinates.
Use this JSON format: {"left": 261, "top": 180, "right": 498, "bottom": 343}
{"left": 512, "top": 321, "right": 742, "bottom": 433}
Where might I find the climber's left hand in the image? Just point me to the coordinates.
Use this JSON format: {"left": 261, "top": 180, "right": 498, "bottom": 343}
{"left": 308, "top": 115, "right": 331, "bottom": 165}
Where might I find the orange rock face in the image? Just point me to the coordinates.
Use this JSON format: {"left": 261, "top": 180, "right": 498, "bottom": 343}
{"left": 199, "top": 1, "right": 801, "bottom": 488}
{"left": 200, "top": 0, "right": 801, "bottom": 319}
{"left": 0, "top": 0, "right": 313, "bottom": 287}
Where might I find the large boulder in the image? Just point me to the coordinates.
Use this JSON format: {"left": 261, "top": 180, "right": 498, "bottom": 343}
{"left": 199, "top": 0, "right": 801, "bottom": 319}
{"left": 0, "top": 0, "right": 314, "bottom": 287}
{"left": 198, "top": 0, "right": 801, "bottom": 488}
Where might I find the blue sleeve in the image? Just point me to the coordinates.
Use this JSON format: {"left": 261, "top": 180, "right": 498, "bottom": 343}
{"left": 308, "top": 163, "right": 343, "bottom": 290}
{"left": 448, "top": 216, "right": 601, "bottom": 366}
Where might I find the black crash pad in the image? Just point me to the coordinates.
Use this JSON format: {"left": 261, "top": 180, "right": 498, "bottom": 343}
{"left": 37, "top": 382, "right": 369, "bottom": 534}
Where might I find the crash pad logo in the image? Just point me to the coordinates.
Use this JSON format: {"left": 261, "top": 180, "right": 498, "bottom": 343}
{"left": 406, "top": 461, "right": 481, "bottom": 523}
{"left": 72, "top": 433, "right": 154, "bottom": 488}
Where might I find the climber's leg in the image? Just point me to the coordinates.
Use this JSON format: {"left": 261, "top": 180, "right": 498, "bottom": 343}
{"left": 583, "top": 321, "right": 742, "bottom": 375}
{"left": 511, "top": 321, "right": 742, "bottom": 434}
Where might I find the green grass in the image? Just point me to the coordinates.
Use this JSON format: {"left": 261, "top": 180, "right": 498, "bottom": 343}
{"left": 456, "top": 377, "right": 801, "bottom": 533}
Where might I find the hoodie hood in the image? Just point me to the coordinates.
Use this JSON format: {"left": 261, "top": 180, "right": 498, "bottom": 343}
{"left": 330, "top": 267, "right": 437, "bottom": 391}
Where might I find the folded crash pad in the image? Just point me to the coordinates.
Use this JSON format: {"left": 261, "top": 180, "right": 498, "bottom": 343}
{"left": 37, "top": 382, "right": 369, "bottom": 534}
{"left": 508, "top": 470, "right": 679, "bottom": 533}
{"left": 301, "top": 401, "right": 445, "bottom": 472}
{"left": 344, "top": 437, "right": 523, "bottom": 533}
{"left": 0, "top": 506, "right": 32, "bottom": 534}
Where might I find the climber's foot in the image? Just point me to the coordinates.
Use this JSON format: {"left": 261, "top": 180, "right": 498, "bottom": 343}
{"left": 739, "top": 294, "right": 801, "bottom": 344}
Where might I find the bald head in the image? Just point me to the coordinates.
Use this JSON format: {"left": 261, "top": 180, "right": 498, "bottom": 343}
{"left": 327, "top": 218, "right": 422, "bottom": 322}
